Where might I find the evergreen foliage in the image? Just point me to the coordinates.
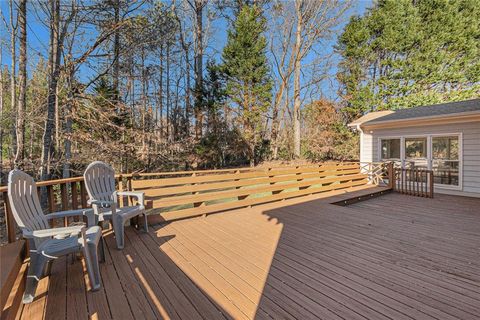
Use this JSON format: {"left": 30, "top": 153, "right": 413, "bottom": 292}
{"left": 221, "top": 4, "right": 272, "bottom": 166}
{"left": 337, "top": 0, "right": 480, "bottom": 121}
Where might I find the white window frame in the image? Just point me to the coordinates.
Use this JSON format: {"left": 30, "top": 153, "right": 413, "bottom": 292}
{"left": 430, "top": 133, "right": 463, "bottom": 190}
{"left": 377, "top": 133, "right": 462, "bottom": 190}
{"left": 378, "top": 136, "right": 402, "bottom": 162}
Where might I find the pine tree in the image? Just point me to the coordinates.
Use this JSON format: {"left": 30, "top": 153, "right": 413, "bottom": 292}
{"left": 337, "top": 0, "right": 480, "bottom": 121}
{"left": 221, "top": 5, "right": 272, "bottom": 166}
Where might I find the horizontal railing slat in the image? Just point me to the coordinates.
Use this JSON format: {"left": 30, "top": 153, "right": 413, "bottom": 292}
{"left": 131, "top": 164, "right": 360, "bottom": 189}
{"left": 1, "top": 163, "right": 367, "bottom": 244}
{"left": 128, "top": 162, "right": 359, "bottom": 178}
{"left": 150, "top": 179, "right": 368, "bottom": 222}
{"left": 139, "top": 168, "right": 361, "bottom": 197}
{"left": 152, "top": 173, "right": 367, "bottom": 208}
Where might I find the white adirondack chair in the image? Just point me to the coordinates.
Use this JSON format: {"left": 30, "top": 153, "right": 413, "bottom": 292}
{"left": 83, "top": 161, "right": 148, "bottom": 249}
{"left": 7, "top": 170, "right": 103, "bottom": 304}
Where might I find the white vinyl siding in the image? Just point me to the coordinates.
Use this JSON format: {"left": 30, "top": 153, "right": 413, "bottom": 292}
{"left": 360, "top": 131, "right": 374, "bottom": 162}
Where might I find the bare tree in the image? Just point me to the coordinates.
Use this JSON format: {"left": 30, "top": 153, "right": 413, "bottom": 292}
{"left": 9, "top": 0, "right": 18, "bottom": 161}
{"left": 269, "top": 3, "right": 295, "bottom": 159}
{"left": 15, "top": 0, "right": 27, "bottom": 166}
{"left": 187, "top": 0, "right": 207, "bottom": 140}
{"left": 0, "top": 48, "right": 4, "bottom": 183}
{"left": 287, "top": 0, "right": 349, "bottom": 158}
{"left": 40, "top": 0, "right": 64, "bottom": 180}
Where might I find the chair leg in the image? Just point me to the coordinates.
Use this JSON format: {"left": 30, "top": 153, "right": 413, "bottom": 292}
{"left": 99, "top": 237, "right": 106, "bottom": 262}
{"left": 23, "top": 253, "right": 49, "bottom": 304}
{"left": 112, "top": 217, "right": 125, "bottom": 249}
{"left": 44, "top": 260, "right": 53, "bottom": 277}
{"left": 143, "top": 213, "right": 149, "bottom": 233}
{"left": 83, "top": 244, "right": 101, "bottom": 291}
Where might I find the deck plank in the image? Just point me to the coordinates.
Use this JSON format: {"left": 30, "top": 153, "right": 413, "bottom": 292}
{"left": 66, "top": 257, "right": 88, "bottom": 320}
{"left": 123, "top": 228, "right": 203, "bottom": 320}
{"left": 137, "top": 231, "right": 229, "bottom": 320}
{"left": 99, "top": 234, "right": 134, "bottom": 320}
{"left": 103, "top": 234, "right": 158, "bottom": 320}
{"left": 44, "top": 257, "right": 67, "bottom": 320}
{"left": 16, "top": 188, "right": 480, "bottom": 320}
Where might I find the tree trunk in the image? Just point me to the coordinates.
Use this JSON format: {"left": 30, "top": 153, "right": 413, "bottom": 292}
{"left": 158, "top": 45, "right": 164, "bottom": 140}
{"left": 293, "top": 1, "right": 303, "bottom": 159}
{"left": 194, "top": 0, "right": 205, "bottom": 140}
{"left": 40, "top": 0, "right": 61, "bottom": 181}
{"left": 62, "top": 65, "right": 74, "bottom": 178}
{"left": 270, "top": 77, "right": 288, "bottom": 159}
{"left": 141, "top": 49, "right": 146, "bottom": 156}
{"left": 184, "top": 47, "right": 191, "bottom": 135}
{"left": 112, "top": 0, "right": 120, "bottom": 98}
{"left": 0, "top": 50, "right": 4, "bottom": 184}
{"left": 54, "top": 83, "right": 60, "bottom": 151}
{"left": 15, "top": 0, "right": 27, "bottom": 167}
{"left": 166, "top": 43, "right": 170, "bottom": 142}
{"left": 9, "top": 0, "right": 17, "bottom": 162}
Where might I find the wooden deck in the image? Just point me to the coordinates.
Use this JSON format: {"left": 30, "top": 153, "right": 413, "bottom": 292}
{"left": 16, "top": 186, "right": 480, "bottom": 320}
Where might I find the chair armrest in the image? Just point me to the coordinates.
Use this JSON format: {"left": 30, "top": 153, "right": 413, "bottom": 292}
{"left": 46, "top": 209, "right": 96, "bottom": 227}
{"left": 46, "top": 208, "right": 92, "bottom": 219}
{"left": 116, "top": 191, "right": 145, "bottom": 206}
{"left": 23, "top": 225, "right": 84, "bottom": 239}
{"left": 88, "top": 199, "right": 115, "bottom": 208}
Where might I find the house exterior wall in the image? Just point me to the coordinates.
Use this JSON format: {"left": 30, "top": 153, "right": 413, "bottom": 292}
{"left": 361, "top": 120, "right": 480, "bottom": 197}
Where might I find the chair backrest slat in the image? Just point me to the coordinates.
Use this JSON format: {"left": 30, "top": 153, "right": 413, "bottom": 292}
{"left": 8, "top": 170, "right": 50, "bottom": 232}
{"left": 84, "top": 161, "right": 116, "bottom": 203}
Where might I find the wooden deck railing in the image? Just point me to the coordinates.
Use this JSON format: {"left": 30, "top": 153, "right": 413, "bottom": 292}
{"left": 0, "top": 162, "right": 369, "bottom": 243}
{"left": 0, "top": 176, "right": 125, "bottom": 244}
{"left": 392, "top": 167, "right": 434, "bottom": 198}
{"left": 359, "top": 162, "right": 392, "bottom": 186}
{"left": 130, "top": 162, "right": 368, "bottom": 222}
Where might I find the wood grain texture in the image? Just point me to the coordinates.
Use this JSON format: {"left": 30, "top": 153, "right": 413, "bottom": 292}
{"left": 16, "top": 186, "right": 480, "bottom": 320}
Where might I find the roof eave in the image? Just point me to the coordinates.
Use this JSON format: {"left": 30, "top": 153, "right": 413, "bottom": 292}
{"left": 359, "top": 110, "right": 480, "bottom": 130}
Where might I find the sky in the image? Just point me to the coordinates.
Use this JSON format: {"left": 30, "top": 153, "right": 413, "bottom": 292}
{"left": 0, "top": 0, "right": 372, "bottom": 101}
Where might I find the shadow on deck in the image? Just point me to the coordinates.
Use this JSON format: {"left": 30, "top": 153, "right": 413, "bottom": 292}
{"left": 17, "top": 186, "right": 480, "bottom": 320}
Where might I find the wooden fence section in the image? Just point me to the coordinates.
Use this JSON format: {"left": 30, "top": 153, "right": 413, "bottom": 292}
{"left": 131, "top": 163, "right": 368, "bottom": 222}
{"left": 392, "top": 167, "right": 434, "bottom": 198}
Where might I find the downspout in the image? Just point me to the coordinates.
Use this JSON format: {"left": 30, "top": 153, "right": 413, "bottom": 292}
{"left": 356, "top": 124, "right": 370, "bottom": 183}
{"left": 356, "top": 124, "right": 364, "bottom": 164}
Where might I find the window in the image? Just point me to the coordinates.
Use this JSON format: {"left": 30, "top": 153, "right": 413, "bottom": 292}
{"left": 405, "top": 137, "right": 428, "bottom": 169}
{"left": 378, "top": 134, "right": 462, "bottom": 189}
{"left": 381, "top": 139, "right": 400, "bottom": 160}
{"left": 405, "top": 138, "right": 427, "bottom": 158}
{"left": 432, "top": 136, "right": 459, "bottom": 186}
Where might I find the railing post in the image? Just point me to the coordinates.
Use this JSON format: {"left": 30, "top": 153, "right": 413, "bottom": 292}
{"left": 71, "top": 181, "right": 78, "bottom": 209}
{"left": 118, "top": 175, "right": 125, "bottom": 207}
{"left": 387, "top": 162, "right": 395, "bottom": 190}
{"left": 3, "top": 191, "right": 16, "bottom": 243}
{"left": 126, "top": 175, "right": 133, "bottom": 206}
{"left": 60, "top": 183, "right": 68, "bottom": 226}
{"left": 429, "top": 170, "right": 434, "bottom": 198}
{"left": 80, "top": 180, "right": 88, "bottom": 208}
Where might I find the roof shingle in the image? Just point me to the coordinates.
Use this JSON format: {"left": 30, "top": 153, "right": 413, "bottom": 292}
{"left": 349, "top": 99, "right": 480, "bottom": 127}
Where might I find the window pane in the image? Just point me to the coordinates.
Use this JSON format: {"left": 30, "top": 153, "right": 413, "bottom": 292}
{"left": 405, "top": 138, "right": 426, "bottom": 158}
{"left": 432, "top": 136, "right": 458, "bottom": 160}
{"left": 381, "top": 139, "right": 400, "bottom": 159}
{"left": 433, "top": 160, "right": 459, "bottom": 186}
{"left": 405, "top": 159, "right": 428, "bottom": 169}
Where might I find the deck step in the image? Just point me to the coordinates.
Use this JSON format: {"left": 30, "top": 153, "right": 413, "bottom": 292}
{"left": 1, "top": 241, "right": 26, "bottom": 320}
{"left": 331, "top": 188, "right": 392, "bottom": 206}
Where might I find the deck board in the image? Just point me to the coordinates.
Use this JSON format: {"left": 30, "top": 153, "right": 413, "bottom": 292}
{"left": 17, "top": 186, "right": 480, "bottom": 319}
